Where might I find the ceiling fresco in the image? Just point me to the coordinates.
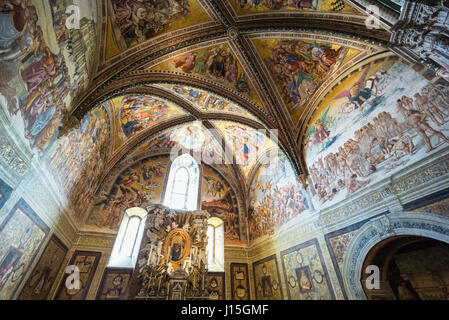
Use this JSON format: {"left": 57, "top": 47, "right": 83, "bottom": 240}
{"left": 110, "top": 94, "right": 187, "bottom": 150}
{"left": 149, "top": 43, "right": 264, "bottom": 110}
{"left": 151, "top": 83, "right": 260, "bottom": 121}
{"left": 253, "top": 38, "right": 359, "bottom": 123}
{"left": 230, "top": 0, "right": 360, "bottom": 14}
{"left": 0, "top": 0, "right": 98, "bottom": 155}
{"left": 104, "top": 0, "right": 212, "bottom": 60}
{"left": 213, "top": 120, "right": 279, "bottom": 178}
{"left": 4, "top": 0, "right": 413, "bottom": 235}
{"left": 129, "top": 122, "right": 227, "bottom": 162}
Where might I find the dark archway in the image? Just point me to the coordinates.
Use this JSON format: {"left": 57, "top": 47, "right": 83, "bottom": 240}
{"left": 361, "top": 236, "right": 449, "bottom": 300}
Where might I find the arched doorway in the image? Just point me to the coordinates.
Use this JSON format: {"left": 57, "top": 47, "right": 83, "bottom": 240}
{"left": 361, "top": 236, "right": 449, "bottom": 300}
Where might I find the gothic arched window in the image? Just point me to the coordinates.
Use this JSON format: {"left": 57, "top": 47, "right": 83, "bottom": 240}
{"left": 164, "top": 154, "right": 199, "bottom": 211}
{"left": 207, "top": 217, "right": 224, "bottom": 272}
{"left": 108, "top": 207, "right": 147, "bottom": 268}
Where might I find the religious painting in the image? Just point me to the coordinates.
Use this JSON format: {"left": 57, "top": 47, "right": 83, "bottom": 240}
{"left": 0, "top": 0, "right": 97, "bottom": 153}
{"left": 262, "top": 276, "right": 273, "bottom": 297}
{"left": 106, "top": 0, "right": 210, "bottom": 55}
{"left": 201, "top": 166, "right": 241, "bottom": 244}
{"left": 18, "top": 234, "right": 68, "bottom": 300}
{"left": 96, "top": 268, "right": 133, "bottom": 300}
{"left": 87, "top": 156, "right": 169, "bottom": 231}
{"left": 54, "top": 251, "right": 101, "bottom": 300}
{"left": 206, "top": 272, "right": 225, "bottom": 300}
{"left": 49, "top": 105, "right": 111, "bottom": 217}
{"left": 151, "top": 43, "right": 262, "bottom": 108}
{"left": 131, "top": 122, "right": 224, "bottom": 162}
{"left": 281, "top": 239, "right": 335, "bottom": 300}
{"left": 153, "top": 83, "right": 258, "bottom": 120}
{"left": 213, "top": 120, "right": 277, "bottom": 174}
{"left": 231, "top": 263, "right": 250, "bottom": 300}
{"left": 116, "top": 95, "right": 185, "bottom": 141}
{"left": 133, "top": 128, "right": 178, "bottom": 154}
{"left": 0, "top": 178, "right": 13, "bottom": 210}
{"left": 248, "top": 152, "right": 310, "bottom": 242}
{"left": 253, "top": 255, "right": 283, "bottom": 300}
{"left": 0, "top": 199, "right": 49, "bottom": 300}
{"left": 164, "top": 228, "right": 192, "bottom": 270}
{"left": 295, "top": 266, "right": 313, "bottom": 292}
{"left": 231, "top": 0, "right": 359, "bottom": 14}
{"left": 305, "top": 58, "right": 449, "bottom": 210}
{"left": 254, "top": 38, "right": 348, "bottom": 122}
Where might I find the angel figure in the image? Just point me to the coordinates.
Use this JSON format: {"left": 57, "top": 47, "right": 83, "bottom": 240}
{"left": 333, "top": 67, "right": 373, "bottom": 111}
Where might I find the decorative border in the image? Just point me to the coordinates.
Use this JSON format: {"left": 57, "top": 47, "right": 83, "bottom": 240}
{"left": 403, "top": 187, "right": 449, "bottom": 212}
{"left": 0, "top": 199, "right": 50, "bottom": 299}
{"left": 230, "top": 263, "right": 250, "bottom": 300}
{"left": 17, "top": 234, "right": 68, "bottom": 300}
{"left": 324, "top": 212, "right": 386, "bottom": 299}
{"left": 54, "top": 251, "right": 102, "bottom": 300}
{"left": 95, "top": 267, "right": 134, "bottom": 300}
{"left": 252, "top": 254, "right": 284, "bottom": 300}
{"left": 342, "top": 211, "right": 449, "bottom": 299}
{"left": 0, "top": 178, "right": 13, "bottom": 210}
{"left": 280, "top": 238, "right": 335, "bottom": 300}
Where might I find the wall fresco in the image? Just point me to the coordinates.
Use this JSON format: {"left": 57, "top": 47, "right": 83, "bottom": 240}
{"left": 306, "top": 59, "right": 449, "bottom": 209}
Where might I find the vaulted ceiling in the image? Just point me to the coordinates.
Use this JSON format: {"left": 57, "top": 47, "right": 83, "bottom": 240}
{"left": 51, "top": 0, "right": 400, "bottom": 232}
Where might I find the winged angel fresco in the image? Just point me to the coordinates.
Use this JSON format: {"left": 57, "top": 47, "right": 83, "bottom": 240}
{"left": 306, "top": 66, "right": 389, "bottom": 152}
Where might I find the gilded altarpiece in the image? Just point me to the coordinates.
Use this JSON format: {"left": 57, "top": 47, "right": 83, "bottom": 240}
{"left": 127, "top": 205, "right": 211, "bottom": 300}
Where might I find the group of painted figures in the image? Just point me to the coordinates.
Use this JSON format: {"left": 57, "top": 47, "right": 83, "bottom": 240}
{"left": 92, "top": 160, "right": 167, "bottom": 230}
{"left": 249, "top": 178, "right": 309, "bottom": 241}
{"left": 111, "top": 0, "right": 191, "bottom": 45}
{"left": 0, "top": 0, "right": 77, "bottom": 151}
{"left": 173, "top": 46, "right": 252, "bottom": 94}
{"left": 265, "top": 40, "right": 343, "bottom": 109}
{"left": 236, "top": 0, "right": 316, "bottom": 10}
{"left": 309, "top": 82, "right": 449, "bottom": 204}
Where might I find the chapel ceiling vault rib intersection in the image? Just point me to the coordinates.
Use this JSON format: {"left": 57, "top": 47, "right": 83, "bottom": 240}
{"left": 60, "top": 0, "right": 393, "bottom": 182}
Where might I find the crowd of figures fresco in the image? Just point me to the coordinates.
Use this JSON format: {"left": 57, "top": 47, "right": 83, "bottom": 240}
{"left": 0, "top": 0, "right": 97, "bottom": 152}
{"left": 49, "top": 106, "right": 110, "bottom": 216}
{"left": 110, "top": 0, "right": 193, "bottom": 47}
{"left": 87, "top": 157, "right": 169, "bottom": 231}
{"left": 152, "top": 83, "right": 257, "bottom": 120}
{"left": 306, "top": 59, "right": 449, "bottom": 208}
{"left": 118, "top": 95, "right": 184, "bottom": 140}
{"left": 257, "top": 39, "right": 346, "bottom": 114}
{"left": 153, "top": 44, "right": 260, "bottom": 105}
{"left": 201, "top": 166, "right": 240, "bottom": 244}
{"left": 233, "top": 0, "right": 358, "bottom": 13}
{"left": 248, "top": 153, "right": 310, "bottom": 242}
